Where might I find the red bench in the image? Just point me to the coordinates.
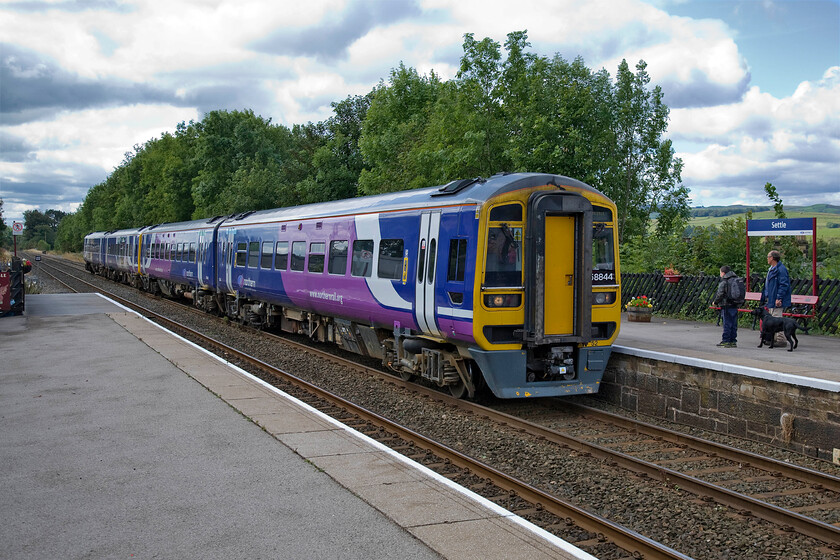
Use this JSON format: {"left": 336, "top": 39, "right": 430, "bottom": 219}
{"left": 711, "top": 292, "right": 819, "bottom": 330}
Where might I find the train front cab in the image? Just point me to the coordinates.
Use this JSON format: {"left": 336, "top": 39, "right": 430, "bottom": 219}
{"left": 470, "top": 185, "right": 620, "bottom": 398}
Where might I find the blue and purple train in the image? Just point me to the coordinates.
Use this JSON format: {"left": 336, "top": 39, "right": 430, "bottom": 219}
{"left": 84, "top": 172, "right": 621, "bottom": 399}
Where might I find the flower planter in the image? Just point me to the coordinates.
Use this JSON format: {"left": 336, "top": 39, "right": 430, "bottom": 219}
{"left": 664, "top": 274, "right": 682, "bottom": 283}
{"left": 626, "top": 306, "right": 652, "bottom": 322}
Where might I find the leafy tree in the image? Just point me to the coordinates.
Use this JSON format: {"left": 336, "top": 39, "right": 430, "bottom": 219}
{"left": 191, "top": 109, "right": 292, "bottom": 217}
{"left": 20, "top": 209, "right": 66, "bottom": 249}
{"left": 764, "top": 182, "right": 786, "bottom": 219}
{"left": 608, "top": 60, "right": 684, "bottom": 242}
{"left": 0, "top": 198, "right": 6, "bottom": 232}
{"left": 54, "top": 212, "right": 84, "bottom": 252}
{"left": 358, "top": 64, "right": 444, "bottom": 194}
{"left": 299, "top": 93, "right": 372, "bottom": 204}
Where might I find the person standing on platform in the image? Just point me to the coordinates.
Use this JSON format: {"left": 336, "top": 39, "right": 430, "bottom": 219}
{"left": 714, "top": 265, "right": 740, "bottom": 348}
{"left": 761, "top": 250, "right": 791, "bottom": 346}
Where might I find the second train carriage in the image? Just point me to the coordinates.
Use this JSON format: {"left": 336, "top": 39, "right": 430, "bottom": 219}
{"left": 84, "top": 172, "right": 621, "bottom": 399}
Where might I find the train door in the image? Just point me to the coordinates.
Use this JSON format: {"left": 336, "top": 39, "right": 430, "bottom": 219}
{"left": 415, "top": 211, "right": 441, "bottom": 337}
{"left": 544, "top": 216, "right": 575, "bottom": 335}
{"left": 218, "top": 227, "right": 236, "bottom": 294}
{"left": 525, "top": 191, "right": 593, "bottom": 344}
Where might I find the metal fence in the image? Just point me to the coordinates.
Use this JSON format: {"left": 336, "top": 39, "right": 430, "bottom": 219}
{"left": 620, "top": 273, "right": 840, "bottom": 335}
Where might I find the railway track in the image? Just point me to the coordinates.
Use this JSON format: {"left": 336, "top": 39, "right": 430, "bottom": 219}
{"left": 33, "top": 255, "right": 840, "bottom": 557}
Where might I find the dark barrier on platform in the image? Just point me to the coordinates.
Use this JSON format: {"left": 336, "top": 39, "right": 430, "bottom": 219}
{"left": 621, "top": 273, "right": 839, "bottom": 335}
{"left": 0, "top": 257, "right": 25, "bottom": 317}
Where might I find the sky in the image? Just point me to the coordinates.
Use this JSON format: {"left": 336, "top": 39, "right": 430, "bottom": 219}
{"left": 1, "top": 0, "right": 838, "bottom": 227}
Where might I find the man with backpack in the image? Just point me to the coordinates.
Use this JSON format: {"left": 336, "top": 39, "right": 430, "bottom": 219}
{"left": 713, "top": 265, "right": 745, "bottom": 348}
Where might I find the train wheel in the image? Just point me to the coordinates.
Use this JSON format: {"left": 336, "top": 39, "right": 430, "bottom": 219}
{"left": 448, "top": 379, "right": 468, "bottom": 399}
{"left": 447, "top": 361, "right": 477, "bottom": 399}
{"left": 399, "top": 370, "right": 415, "bottom": 382}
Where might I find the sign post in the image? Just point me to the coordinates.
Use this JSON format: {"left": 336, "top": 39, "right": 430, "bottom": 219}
{"left": 11, "top": 221, "right": 24, "bottom": 257}
{"left": 746, "top": 218, "right": 817, "bottom": 296}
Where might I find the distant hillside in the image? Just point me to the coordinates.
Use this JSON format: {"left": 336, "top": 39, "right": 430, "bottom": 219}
{"left": 688, "top": 205, "right": 840, "bottom": 240}
{"left": 691, "top": 204, "right": 840, "bottom": 218}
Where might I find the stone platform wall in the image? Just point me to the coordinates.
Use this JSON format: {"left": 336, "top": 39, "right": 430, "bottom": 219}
{"left": 599, "top": 352, "right": 840, "bottom": 463}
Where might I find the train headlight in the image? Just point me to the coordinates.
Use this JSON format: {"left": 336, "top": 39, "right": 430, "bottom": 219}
{"left": 484, "top": 294, "right": 522, "bottom": 308}
{"left": 593, "top": 291, "right": 616, "bottom": 305}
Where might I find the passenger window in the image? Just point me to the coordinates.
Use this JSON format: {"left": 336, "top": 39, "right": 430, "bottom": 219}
{"left": 290, "top": 241, "right": 306, "bottom": 271}
{"left": 378, "top": 239, "right": 404, "bottom": 280}
{"left": 447, "top": 239, "right": 468, "bottom": 282}
{"left": 190, "top": 243, "right": 196, "bottom": 263}
{"left": 308, "top": 242, "right": 326, "bottom": 273}
{"left": 328, "top": 240, "right": 348, "bottom": 275}
{"left": 261, "top": 242, "right": 273, "bottom": 269}
{"left": 351, "top": 240, "right": 373, "bottom": 277}
{"left": 248, "top": 242, "right": 260, "bottom": 267}
{"left": 275, "top": 241, "right": 289, "bottom": 270}
{"left": 235, "top": 243, "right": 247, "bottom": 267}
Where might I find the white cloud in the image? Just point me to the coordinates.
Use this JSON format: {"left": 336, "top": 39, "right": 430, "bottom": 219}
{"left": 674, "top": 65, "right": 840, "bottom": 205}
{"left": 3, "top": 104, "right": 199, "bottom": 174}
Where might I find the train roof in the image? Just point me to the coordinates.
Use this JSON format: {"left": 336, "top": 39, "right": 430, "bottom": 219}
{"left": 218, "top": 173, "right": 604, "bottom": 228}
{"left": 138, "top": 217, "right": 222, "bottom": 234}
{"left": 84, "top": 228, "right": 142, "bottom": 239}
{"left": 83, "top": 173, "right": 609, "bottom": 239}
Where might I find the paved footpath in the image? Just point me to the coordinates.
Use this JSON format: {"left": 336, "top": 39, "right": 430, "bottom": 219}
{"left": 0, "top": 294, "right": 592, "bottom": 560}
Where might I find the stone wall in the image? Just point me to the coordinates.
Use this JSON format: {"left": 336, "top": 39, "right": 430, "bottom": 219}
{"left": 600, "top": 352, "right": 840, "bottom": 463}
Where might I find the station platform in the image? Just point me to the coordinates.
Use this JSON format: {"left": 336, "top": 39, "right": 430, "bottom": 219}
{"left": 614, "top": 314, "right": 839, "bottom": 392}
{"left": 0, "top": 294, "right": 591, "bottom": 560}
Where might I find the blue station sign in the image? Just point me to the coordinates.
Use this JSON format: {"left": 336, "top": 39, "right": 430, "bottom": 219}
{"left": 747, "top": 218, "right": 815, "bottom": 237}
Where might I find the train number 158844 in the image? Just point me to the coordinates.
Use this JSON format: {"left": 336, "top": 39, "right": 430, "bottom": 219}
{"left": 592, "top": 271, "right": 615, "bottom": 283}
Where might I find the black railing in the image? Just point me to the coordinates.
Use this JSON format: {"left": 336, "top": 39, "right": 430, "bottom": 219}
{"left": 620, "top": 273, "right": 840, "bottom": 335}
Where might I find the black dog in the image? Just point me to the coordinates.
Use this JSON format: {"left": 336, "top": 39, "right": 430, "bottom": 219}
{"left": 751, "top": 307, "right": 809, "bottom": 351}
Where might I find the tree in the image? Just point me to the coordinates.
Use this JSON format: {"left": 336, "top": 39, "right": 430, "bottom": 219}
{"left": 22, "top": 209, "right": 66, "bottom": 249}
{"left": 358, "top": 64, "right": 444, "bottom": 194}
{"left": 299, "top": 93, "right": 372, "bottom": 204}
{"left": 190, "top": 109, "right": 293, "bottom": 217}
{"left": 764, "top": 182, "right": 786, "bottom": 219}
{"left": 608, "top": 59, "right": 685, "bottom": 242}
{"left": 0, "top": 198, "right": 6, "bottom": 232}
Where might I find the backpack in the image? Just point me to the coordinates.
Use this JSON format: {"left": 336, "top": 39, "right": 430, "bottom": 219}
{"left": 728, "top": 276, "right": 746, "bottom": 306}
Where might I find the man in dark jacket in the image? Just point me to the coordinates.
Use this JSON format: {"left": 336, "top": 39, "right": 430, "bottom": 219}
{"left": 761, "top": 250, "right": 791, "bottom": 345}
{"left": 713, "top": 265, "right": 739, "bottom": 347}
